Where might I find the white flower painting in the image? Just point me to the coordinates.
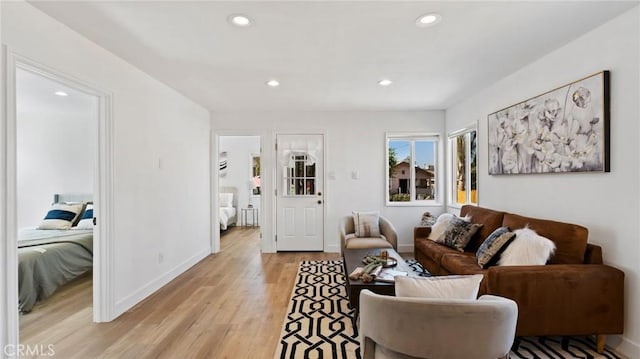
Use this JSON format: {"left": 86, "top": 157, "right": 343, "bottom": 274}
{"left": 488, "top": 71, "right": 609, "bottom": 175}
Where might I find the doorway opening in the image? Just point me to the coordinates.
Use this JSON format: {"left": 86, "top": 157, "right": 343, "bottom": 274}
{"left": 216, "top": 135, "right": 262, "bottom": 251}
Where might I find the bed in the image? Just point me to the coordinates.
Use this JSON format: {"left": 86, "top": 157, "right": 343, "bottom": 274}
{"left": 18, "top": 193, "right": 94, "bottom": 313}
{"left": 219, "top": 186, "right": 237, "bottom": 230}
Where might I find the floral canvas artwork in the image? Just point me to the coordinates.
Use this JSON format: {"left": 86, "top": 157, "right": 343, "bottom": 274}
{"left": 488, "top": 71, "right": 610, "bottom": 175}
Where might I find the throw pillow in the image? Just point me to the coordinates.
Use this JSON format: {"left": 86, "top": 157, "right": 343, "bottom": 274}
{"left": 75, "top": 204, "right": 94, "bottom": 230}
{"left": 476, "top": 227, "right": 516, "bottom": 268}
{"left": 428, "top": 213, "right": 470, "bottom": 242}
{"left": 395, "top": 274, "right": 484, "bottom": 300}
{"left": 441, "top": 216, "right": 483, "bottom": 252}
{"left": 498, "top": 227, "right": 556, "bottom": 266}
{"left": 352, "top": 211, "right": 381, "bottom": 238}
{"left": 37, "top": 203, "right": 84, "bottom": 230}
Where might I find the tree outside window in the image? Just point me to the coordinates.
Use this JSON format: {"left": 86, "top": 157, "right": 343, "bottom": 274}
{"left": 451, "top": 129, "right": 477, "bottom": 205}
{"left": 387, "top": 136, "right": 438, "bottom": 204}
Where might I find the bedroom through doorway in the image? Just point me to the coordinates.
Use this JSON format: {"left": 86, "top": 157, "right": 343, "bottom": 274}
{"left": 217, "top": 135, "right": 262, "bottom": 251}
{"left": 16, "top": 67, "right": 98, "bottom": 343}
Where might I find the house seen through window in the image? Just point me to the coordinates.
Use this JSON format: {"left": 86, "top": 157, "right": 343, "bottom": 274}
{"left": 387, "top": 135, "right": 438, "bottom": 204}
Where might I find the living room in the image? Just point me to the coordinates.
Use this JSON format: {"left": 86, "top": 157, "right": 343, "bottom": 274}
{"left": 1, "top": 1, "right": 639, "bottom": 358}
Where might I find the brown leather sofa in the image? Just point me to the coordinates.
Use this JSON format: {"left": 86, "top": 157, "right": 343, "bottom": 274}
{"left": 414, "top": 205, "right": 624, "bottom": 353}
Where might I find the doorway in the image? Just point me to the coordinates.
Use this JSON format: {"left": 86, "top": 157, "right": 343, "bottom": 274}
{"left": 3, "top": 53, "right": 113, "bottom": 350}
{"left": 275, "top": 133, "right": 324, "bottom": 251}
{"left": 216, "top": 135, "right": 262, "bottom": 249}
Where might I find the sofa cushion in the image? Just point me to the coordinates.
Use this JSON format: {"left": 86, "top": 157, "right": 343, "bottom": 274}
{"left": 498, "top": 227, "right": 556, "bottom": 266}
{"left": 344, "top": 233, "right": 392, "bottom": 249}
{"left": 440, "top": 253, "right": 489, "bottom": 294}
{"left": 476, "top": 227, "right": 516, "bottom": 268}
{"left": 395, "top": 274, "right": 484, "bottom": 300}
{"left": 441, "top": 216, "right": 483, "bottom": 252}
{"left": 460, "top": 205, "right": 505, "bottom": 251}
{"left": 502, "top": 213, "right": 587, "bottom": 264}
{"left": 414, "top": 238, "right": 459, "bottom": 275}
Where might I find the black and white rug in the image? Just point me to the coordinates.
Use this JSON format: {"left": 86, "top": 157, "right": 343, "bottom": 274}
{"left": 275, "top": 260, "right": 623, "bottom": 359}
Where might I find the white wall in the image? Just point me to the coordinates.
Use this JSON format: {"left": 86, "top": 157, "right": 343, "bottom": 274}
{"left": 445, "top": 7, "right": 640, "bottom": 356}
{"left": 212, "top": 111, "right": 446, "bottom": 253}
{"left": 219, "top": 136, "right": 260, "bottom": 215}
{"left": 16, "top": 97, "right": 96, "bottom": 229}
{"left": 2, "top": 1, "right": 211, "bottom": 318}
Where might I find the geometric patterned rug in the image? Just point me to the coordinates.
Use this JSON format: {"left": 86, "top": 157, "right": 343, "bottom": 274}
{"left": 275, "top": 260, "right": 625, "bottom": 359}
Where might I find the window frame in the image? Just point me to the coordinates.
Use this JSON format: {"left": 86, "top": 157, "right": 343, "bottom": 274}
{"left": 385, "top": 133, "right": 441, "bottom": 207}
{"left": 448, "top": 125, "right": 478, "bottom": 208}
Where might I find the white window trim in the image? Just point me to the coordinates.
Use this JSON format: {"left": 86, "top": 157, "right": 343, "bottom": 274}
{"left": 386, "top": 132, "right": 442, "bottom": 207}
{"left": 448, "top": 124, "right": 477, "bottom": 207}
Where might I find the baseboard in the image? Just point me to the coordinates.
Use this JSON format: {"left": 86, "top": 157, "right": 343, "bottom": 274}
{"left": 608, "top": 334, "right": 639, "bottom": 358}
{"left": 326, "top": 244, "right": 340, "bottom": 253}
{"left": 398, "top": 244, "right": 414, "bottom": 255}
{"left": 113, "top": 249, "right": 209, "bottom": 318}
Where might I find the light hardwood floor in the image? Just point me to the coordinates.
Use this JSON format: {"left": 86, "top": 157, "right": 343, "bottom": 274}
{"left": 20, "top": 227, "right": 340, "bottom": 358}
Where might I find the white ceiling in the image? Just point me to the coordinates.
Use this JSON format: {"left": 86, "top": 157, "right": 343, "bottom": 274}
{"left": 29, "top": 1, "right": 638, "bottom": 112}
{"left": 17, "top": 67, "right": 98, "bottom": 116}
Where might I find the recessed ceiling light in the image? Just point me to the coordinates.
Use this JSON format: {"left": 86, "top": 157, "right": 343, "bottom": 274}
{"left": 54, "top": 91, "right": 68, "bottom": 97}
{"left": 228, "top": 14, "right": 252, "bottom": 27}
{"left": 416, "top": 13, "right": 442, "bottom": 27}
{"left": 378, "top": 79, "right": 392, "bottom": 86}
{"left": 266, "top": 79, "right": 280, "bottom": 87}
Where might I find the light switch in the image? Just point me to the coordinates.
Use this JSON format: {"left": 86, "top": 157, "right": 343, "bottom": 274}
{"left": 351, "top": 171, "right": 359, "bottom": 180}
{"left": 328, "top": 171, "right": 336, "bottom": 180}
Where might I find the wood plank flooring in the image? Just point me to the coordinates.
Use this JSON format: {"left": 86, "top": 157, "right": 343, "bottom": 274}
{"left": 20, "top": 227, "right": 340, "bottom": 358}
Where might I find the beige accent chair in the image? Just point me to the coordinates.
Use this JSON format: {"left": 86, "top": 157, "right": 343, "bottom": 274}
{"left": 340, "top": 215, "right": 398, "bottom": 252}
{"left": 359, "top": 290, "right": 518, "bottom": 359}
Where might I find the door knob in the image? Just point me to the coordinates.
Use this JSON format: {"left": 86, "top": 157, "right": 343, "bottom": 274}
{"left": 317, "top": 192, "right": 322, "bottom": 196}
{"left": 317, "top": 200, "right": 322, "bottom": 204}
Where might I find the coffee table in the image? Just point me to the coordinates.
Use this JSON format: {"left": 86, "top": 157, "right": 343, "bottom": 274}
{"left": 342, "top": 247, "right": 415, "bottom": 326}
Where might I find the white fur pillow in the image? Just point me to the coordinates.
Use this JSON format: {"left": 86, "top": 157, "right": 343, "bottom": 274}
{"left": 498, "top": 227, "right": 556, "bottom": 266}
{"left": 428, "top": 213, "right": 470, "bottom": 242}
{"left": 395, "top": 274, "right": 484, "bottom": 300}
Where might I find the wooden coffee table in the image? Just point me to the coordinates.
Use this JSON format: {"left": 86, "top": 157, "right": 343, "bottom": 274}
{"left": 342, "top": 247, "right": 415, "bottom": 325}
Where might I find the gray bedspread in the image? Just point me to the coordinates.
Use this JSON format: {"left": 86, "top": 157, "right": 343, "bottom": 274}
{"left": 18, "top": 228, "right": 93, "bottom": 313}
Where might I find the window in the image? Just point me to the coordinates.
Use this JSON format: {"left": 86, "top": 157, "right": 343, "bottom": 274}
{"left": 449, "top": 128, "right": 477, "bottom": 205}
{"left": 387, "top": 134, "right": 438, "bottom": 204}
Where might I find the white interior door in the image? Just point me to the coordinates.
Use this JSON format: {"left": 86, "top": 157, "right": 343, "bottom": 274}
{"left": 276, "top": 134, "right": 324, "bottom": 251}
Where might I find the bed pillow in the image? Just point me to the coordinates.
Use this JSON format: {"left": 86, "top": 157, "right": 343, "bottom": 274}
{"left": 219, "top": 193, "right": 234, "bottom": 208}
{"left": 476, "top": 227, "right": 516, "bottom": 268}
{"left": 395, "top": 274, "right": 484, "bottom": 300}
{"left": 75, "top": 204, "right": 94, "bottom": 229}
{"left": 352, "top": 211, "right": 381, "bottom": 238}
{"left": 498, "top": 227, "right": 556, "bottom": 266}
{"left": 38, "top": 203, "right": 84, "bottom": 230}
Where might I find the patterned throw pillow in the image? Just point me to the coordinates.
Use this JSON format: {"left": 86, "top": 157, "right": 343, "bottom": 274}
{"left": 476, "top": 227, "right": 516, "bottom": 268}
{"left": 352, "top": 211, "right": 381, "bottom": 238}
{"left": 441, "top": 216, "right": 483, "bottom": 252}
{"left": 429, "top": 213, "right": 470, "bottom": 243}
{"left": 75, "top": 204, "right": 94, "bottom": 230}
{"left": 37, "top": 203, "right": 84, "bottom": 230}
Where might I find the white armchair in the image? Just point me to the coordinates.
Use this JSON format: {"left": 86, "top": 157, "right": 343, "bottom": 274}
{"left": 339, "top": 215, "right": 398, "bottom": 252}
{"left": 359, "top": 290, "right": 518, "bottom": 359}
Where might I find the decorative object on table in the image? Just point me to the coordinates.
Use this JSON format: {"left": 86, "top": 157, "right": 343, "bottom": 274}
{"left": 420, "top": 211, "right": 436, "bottom": 226}
{"left": 488, "top": 71, "right": 610, "bottom": 175}
{"left": 219, "top": 151, "right": 228, "bottom": 177}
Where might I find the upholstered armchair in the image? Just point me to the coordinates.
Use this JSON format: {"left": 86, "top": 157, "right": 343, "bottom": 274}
{"left": 359, "top": 290, "right": 518, "bottom": 359}
{"left": 340, "top": 214, "right": 397, "bottom": 252}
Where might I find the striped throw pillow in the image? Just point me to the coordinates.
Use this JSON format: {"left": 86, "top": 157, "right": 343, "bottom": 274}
{"left": 38, "top": 203, "right": 84, "bottom": 230}
{"left": 352, "top": 211, "right": 381, "bottom": 238}
{"left": 76, "top": 204, "right": 94, "bottom": 229}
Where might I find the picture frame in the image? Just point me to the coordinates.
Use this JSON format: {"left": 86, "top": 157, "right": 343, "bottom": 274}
{"left": 488, "top": 71, "right": 610, "bottom": 175}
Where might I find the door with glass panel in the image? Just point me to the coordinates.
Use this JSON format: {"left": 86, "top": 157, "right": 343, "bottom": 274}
{"left": 276, "top": 134, "right": 324, "bottom": 251}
